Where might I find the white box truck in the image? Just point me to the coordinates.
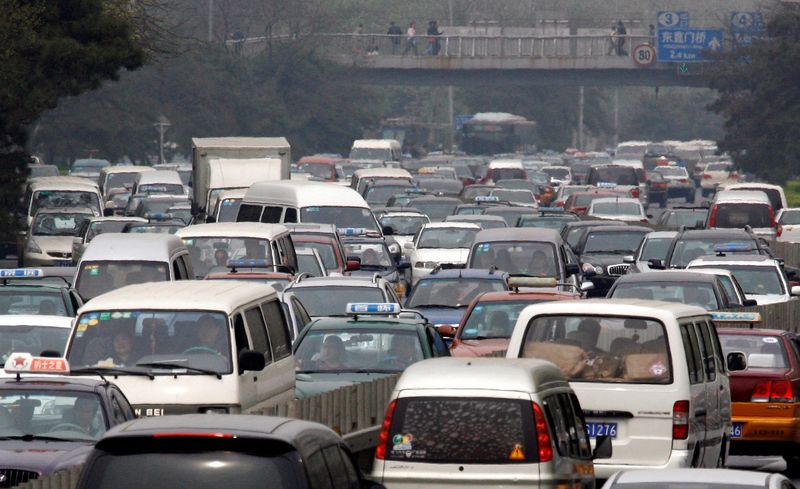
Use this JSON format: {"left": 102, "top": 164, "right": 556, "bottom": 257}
{"left": 191, "top": 137, "right": 291, "bottom": 218}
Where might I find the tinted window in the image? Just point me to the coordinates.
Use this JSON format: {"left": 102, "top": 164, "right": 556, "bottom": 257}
{"left": 639, "top": 238, "right": 673, "bottom": 261}
{"left": 406, "top": 278, "right": 507, "bottom": 308}
{"left": 237, "top": 204, "right": 262, "bottom": 222}
{"left": 680, "top": 323, "right": 703, "bottom": 384}
{"left": 386, "top": 397, "right": 537, "bottom": 463}
{"left": 610, "top": 283, "right": 719, "bottom": 310}
{"left": 76, "top": 261, "right": 169, "bottom": 301}
{"left": 288, "top": 286, "right": 385, "bottom": 317}
{"left": 588, "top": 167, "right": 639, "bottom": 186}
{"left": 261, "top": 301, "right": 291, "bottom": 360}
{"left": 261, "top": 207, "right": 283, "bottom": 224}
{"left": 696, "top": 320, "right": 716, "bottom": 381}
{"left": 469, "top": 241, "right": 557, "bottom": 276}
{"left": 300, "top": 207, "right": 378, "bottom": 233}
{"left": 582, "top": 231, "right": 647, "bottom": 254}
{"left": 244, "top": 307, "right": 272, "bottom": 364}
{"left": 713, "top": 203, "right": 771, "bottom": 228}
{"left": 720, "top": 333, "right": 789, "bottom": 369}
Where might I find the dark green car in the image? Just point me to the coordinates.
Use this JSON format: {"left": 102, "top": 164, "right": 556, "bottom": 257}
{"left": 293, "top": 314, "right": 450, "bottom": 399}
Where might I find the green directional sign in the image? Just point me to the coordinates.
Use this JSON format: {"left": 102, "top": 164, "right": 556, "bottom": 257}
{"left": 679, "top": 63, "right": 689, "bottom": 73}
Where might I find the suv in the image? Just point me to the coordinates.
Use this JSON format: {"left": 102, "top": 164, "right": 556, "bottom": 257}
{"left": 707, "top": 190, "right": 779, "bottom": 240}
{"left": 652, "top": 229, "right": 771, "bottom": 270}
{"left": 74, "top": 415, "right": 382, "bottom": 489}
{"left": 687, "top": 255, "right": 799, "bottom": 305}
{"left": 586, "top": 165, "right": 646, "bottom": 204}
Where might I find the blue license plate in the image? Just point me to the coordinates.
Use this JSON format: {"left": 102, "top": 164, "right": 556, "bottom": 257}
{"left": 730, "top": 423, "right": 744, "bottom": 438}
{"left": 586, "top": 422, "right": 617, "bottom": 438}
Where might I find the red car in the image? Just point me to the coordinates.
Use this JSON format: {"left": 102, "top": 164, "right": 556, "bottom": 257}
{"left": 563, "top": 191, "right": 616, "bottom": 215}
{"left": 447, "top": 288, "right": 581, "bottom": 357}
{"left": 718, "top": 328, "right": 800, "bottom": 463}
{"left": 296, "top": 156, "right": 343, "bottom": 182}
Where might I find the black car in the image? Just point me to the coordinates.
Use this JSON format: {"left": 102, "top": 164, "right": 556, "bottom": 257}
{"left": 340, "top": 236, "right": 410, "bottom": 297}
{"left": 0, "top": 365, "right": 135, "bottom": 485}
{"left": 653, "top": 228, "right": 772, "bottom": 270}
{"left": 561, "top": 219, "right": 627, "bottom": 252}
{"left": 575, "top": 225, "right": 651, "bottom": 297}
{"left": 73, "top": 415, "right": 385, "bottom": 489}
{"left": 606, "top": 271, "right": 741, "bottom": 310}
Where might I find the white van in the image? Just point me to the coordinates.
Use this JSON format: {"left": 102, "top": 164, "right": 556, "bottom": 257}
{"left": 176, "top": 222, "right": 297, "bottom": 278}
{"left": 209, "top": 188, "right": 246, "bottom": 223}
{"left": 707, "top": 190, "right": 778, "bottom": 239}
{"left": 64, "top": 280, "right": 295, "bottom": 415}
{"left": 74, "top": 233, "right": 193, "bottom": 301}
{"left": 237, "top": 181, "right": 382, "bottom": 235}
{"left": 132, "top": 170, "right": 187, "bottom": 196}
{"left": 372, "top": 357, "right": 611, "bottom": 488}
{"left": 350, "top": 167, "right": 413, "bottom": 194}
{"left": 23, "top": 177, "right": 102, "bottom": 226}
{"left": 506, "top": 299, "right": 741, "bottom": 478}
{"left": 720, "top": 182, "right": 787, "bottom": 213}
{"left": 99, "top": 165, "right": 155, "bottom": 196}
{"left": 349, "top": 139, "right": 401, "bottom": 162}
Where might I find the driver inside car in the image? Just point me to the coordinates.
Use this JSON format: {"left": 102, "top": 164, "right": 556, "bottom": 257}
{"left": 185, "top": 315, "right": 226, "bottom": 355}
{"left": 59, "top": 397, "right": 101, "bottom": 437}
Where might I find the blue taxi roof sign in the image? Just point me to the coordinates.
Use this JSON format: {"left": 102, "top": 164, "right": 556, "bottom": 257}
{"left": 711, "top": 312, "right": 762, "bottom": 323}
{"left": 346, "top": 303, "right": 401, "bottom": 315}
{"left": 338, "top": 228, "right": 368, "bottom": 237}
{"left": 713, "top": 242, "right": 754, "bottom": 253}
{"left": 404, "top": 188, "right": 426, "bottom": 194}
{"left": 0, "top": 269, "right": 43, "bottom": 279}
{"left": 474, "top": 195, "right": 500, "bottom": 202}
{"left": 4, "top": 353, "right": 69, "bottom": 376}
{"left": 227, "top": 259, "right": 270, "bottom": 269}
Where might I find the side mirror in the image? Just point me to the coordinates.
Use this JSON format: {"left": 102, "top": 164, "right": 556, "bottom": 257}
{"left": 582, "top": 266, "right": 597, "bottom": 278}
{"left": 648, "top": 259, "right": 665, "bottom": 270}
{"left": 580, "top": 281, "right": 595, "bottom": 292}
{"left": 403, "top": 241, "right": 414, "bottom": 250}
{"left": 382, "top": 225, "right": 394, "bottom": 236}
{"left": 727, "top": 351, "right": 747, "bottom": 372}
{"left": 397, "top": 260, "right": 411, "bottom": 270}
{"left": 592, "top": 434, "right": 613, "bottom": 460}
{"left": 792, "top": 285, "right": 800, "bottom": 297}
{"left": 623, "top": 255, "right": 635, "bottom": 264}
{"left": 565, "top": 263, "right": 580, "bottom": 276}
{"left": 742, "top": 299, "right": 758, "bottom": 307}
{"left": 437, "top": 325, "right": 455, "bottom": 338}
{"left": 239, "top": 349, "right": 266, "bottom": 372}
{"left": 345, "top": 257, "right": 361, "bottom": 272}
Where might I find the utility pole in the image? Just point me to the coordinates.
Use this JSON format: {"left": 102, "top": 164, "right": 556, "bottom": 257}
{"left": 208, "top": 0, "right": 214, "bottom": 42}
{"left": 613, "top": 88, "right": 619, "bottom": 148}
{"left": 154, "top": 116, "right": 171, "bottom": 165}
{"left": 578, "top": 86, "right": 585, "bottom": 150}
{"left": 447, "top": 0, "right": 454, "bottom": 152}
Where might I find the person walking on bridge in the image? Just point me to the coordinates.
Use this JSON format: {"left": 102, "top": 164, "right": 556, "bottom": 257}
{"left": 403, "top": 21, "right": 418, "bottom": 56}
{"left": 388, "top": 21, "right": 402, "bottom": 54}
{"left": 607, "top": 24, "right": 618, "bottom": 55}
{"left": 616, "top": 20, "right": 628, "bottom": 56}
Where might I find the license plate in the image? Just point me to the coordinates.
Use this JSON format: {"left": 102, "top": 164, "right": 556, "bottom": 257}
{"left": 586, "top": 422, "right": 617, "bottom": 439}
{"left": 730, "top": 423, "right": 744, "bottom": 438}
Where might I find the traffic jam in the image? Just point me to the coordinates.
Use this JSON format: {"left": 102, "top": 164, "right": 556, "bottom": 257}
{"left": 3, "top": 136, "right": 800, "bottom": 488}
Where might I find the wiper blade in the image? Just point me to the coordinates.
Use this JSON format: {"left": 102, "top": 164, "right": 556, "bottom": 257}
{"left": 0, "top": 434, "right": 79, "bottom": 442}
{"left": 72, "top": 366, "right": 154, "bottom": 380}
{"left": 135, "top": 362, "right": 222, "bottom": 379}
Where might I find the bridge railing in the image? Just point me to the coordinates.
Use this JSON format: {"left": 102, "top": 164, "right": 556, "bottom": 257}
{"left": 230, "top": 33, "right": 653, "bottom": 59}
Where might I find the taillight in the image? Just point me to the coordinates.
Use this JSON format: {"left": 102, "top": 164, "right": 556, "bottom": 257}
{"left": 769, "top": 206, "right": 778, "bottom": 232}
{"left": 375, "top": 399, "right": 398, "bottom": 460}
{"left": 631, "top": 188, "right": 640, "bottom": 198}
{"left": 640, "top": 218, "right": 649, "bottom": 224}
{"left": 703, "top": 174, "right": 712, "bottom": 179}
{"left": 532, "top": 402, "right": 553, "bottom": 462}
{"left": 709, "top": 205, "right": 718, "bottom": 227}
{"left": 752, "top": 380, "right": 796, "bottom": 402}
{"left": 729, "top": 172, "right": 740, "bottom": 179}
{"left": 672, "top": 400, "right": 689, "bottom": 440}
{"left": 679, "top": 178, "right": 689, "bottom": 184}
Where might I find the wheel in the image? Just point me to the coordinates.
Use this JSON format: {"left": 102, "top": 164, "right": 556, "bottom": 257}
{"left": 49, "top": 422, "right": 90, "bottom": 434}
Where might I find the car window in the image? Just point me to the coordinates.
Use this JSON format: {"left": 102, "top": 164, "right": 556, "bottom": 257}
{"left": 680, "top": 322, "right": 704, "bottom": 384}
{"left": 244, "top": 307, "right": 272, "bottom": 365}
{"left": 720, "top": 333, "right": 789, "bottom": 370}
{"left": 261, "top": 300, "right": 291, "bottom": 360}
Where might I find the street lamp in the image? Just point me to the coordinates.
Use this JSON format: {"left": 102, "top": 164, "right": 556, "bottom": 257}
{"left": 154, "top": 115, "right": 171, "bottom": 165}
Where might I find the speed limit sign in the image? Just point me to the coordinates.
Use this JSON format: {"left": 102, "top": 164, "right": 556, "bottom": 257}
{"left": 632, "top": 44, "right": 656, "bottom": 66}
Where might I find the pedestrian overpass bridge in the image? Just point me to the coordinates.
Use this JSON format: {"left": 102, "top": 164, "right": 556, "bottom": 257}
{"left": 234, "top": 33, "right": 715, "bottom": 87}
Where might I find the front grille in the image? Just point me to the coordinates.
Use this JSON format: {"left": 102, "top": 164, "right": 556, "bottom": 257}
{"left": 46, "top": 251, "right": 71, "bottom": 258}
{"left": 0, "top": 469, "right": 39, "bottom": 488}
{"left": 607, "top": 264, "right": 630, "bottom": 276}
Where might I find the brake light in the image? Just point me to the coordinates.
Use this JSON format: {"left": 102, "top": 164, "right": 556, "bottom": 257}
{"left": 769, "top": 206, "right": 779, "bottom": 232}
{"left": 709, "top": 205, "right": 718, "bottom": 227}
{"left": 152, "top": 432, "right": 234, "bottom": 438}
{"left": 672, "top": 400, "right": 689, "bottom": 440}
{"left": 375, "top": 399, "right": 398, "bottom": 460}
{"left": 752, "top": 380, "right": 796, "bottom": 402}
{"left": 751, "top": 381, "right": 771, "bottom": 402}
{"left": 679, "top": 178, "right": 689, "bottom": 184}
{"left": 640, "top": 218, "right": 649, "bottom": 224}
{"left": 703, "top": 174, "right": 712, "bottom": 180}
{"left": 729, "top": 172, "right": 740, "bottom": 179}
{"left": 532, "top": 402, "right": 553, "bottom": 462}
{"left": 631, "top": 188, "right": 640, "bottom": 198}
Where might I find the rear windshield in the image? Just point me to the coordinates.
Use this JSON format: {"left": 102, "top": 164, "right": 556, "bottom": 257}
{"left": 289, "top": 286, "right": 384, "bottom": 317}
{"left": 692, "top": 264, "right": 784, "bottom": 296}
{"left": 666, "top": 210, "right": 707, "bottom": 228}
{"left": 489, "top": 168, "right": 526, "bottom": 180}
{"left": 706, "top": 162, "right": 732, "bottom": 172}
{"left": 719, "top": 334, "right": 789, "bottom": 369}
{"left": 139, "top": 183, "right": 184, "bottom": 195}
{"left": 301, "top": 206, "right": 379, "bottom": 233}
{"left": 0, "top": 289, "right": 68, "bottom": 316}
{"left": 669, "top": 238, "right": 756, "bottom": 268}
{"left": 610, "top": 283, "right": 719, "bottom": 310}
{"left": 386, "top": 397, "right": 538, "bottom": 463}
{"left": 712, "top": 203, "right": 771, "bottom": 228}
{"left": 520, "top": 315, "right": 671, "bottom": 384}
{"left": 591, "top": 202, "right": 641, "bottom": 216}
{"left": 469, "top": 241, "right": 557, "bottom": 277}
{"left": 588, "top": 167, "right": 639, "bottom": 186}
{"left": 76, "top": 261, "right": 169, "bottom": 301}
{"left": 583, "top": 231, "right": 647, "bottom": 254}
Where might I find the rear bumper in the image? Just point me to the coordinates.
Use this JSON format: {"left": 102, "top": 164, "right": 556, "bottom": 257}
{"left": 728, "top": 402, "right": 800, "bottom": 455}
{"left": 594, "top": 449, "right": 691, "bottom": 479}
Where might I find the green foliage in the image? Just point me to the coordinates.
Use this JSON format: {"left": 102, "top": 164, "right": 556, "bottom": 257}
{"left": 619, "top": 87, "right": 723, "bottom": 142}
{"left": 0, "top": 0, "right": 144, "bottom": 239}
{"left": 33, "top": 44, "right": 384, "bottom": 164}
{"left": 709, "top": 5, "right": 800, "bottom": 184}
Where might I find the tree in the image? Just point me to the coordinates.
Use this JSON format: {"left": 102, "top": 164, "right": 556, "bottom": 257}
{"left": 709, "top": 5, "right": 800, "bottom": 183}
{"left": 0, "top": 0, "right": 144, "bottom": 238}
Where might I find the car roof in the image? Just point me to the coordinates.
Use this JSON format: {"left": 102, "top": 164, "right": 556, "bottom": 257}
{"left": 564, "top": 220, "right": 625, "bottom": 229}
{"left": 0, "top": 315, "right": 72, "bottom": 328}
{"left": 475, "top": 290, "right": 581, "bottom": 302}
{"left": 688, "top": 255, "right": 778, "bottom": 265}
{"left": 101, "top": 166, "right": 155, "bottom": 176}
{"left": 396, "top": 357, "right": 569, "bottom": 393}
{"left": 614, "top": 271, "right": 719, "bottom": 284}
{"left": 306, "top": 317, "right": 421, "bottom": 331}
{"left": 717, "top": 327, "right": 791, "bottom": 337}
{"left": 421, "top": 221, "right": 481, "bottom": 230}
{"left": 286, "top": 275, "right": 384, "bottom": 289}
{"left": 678, "top": 229, "right": 755, "bottom": 239}
{"left": 645, "top": 231, "right": 679, "bottom": 239}
{"left": 353, "top": 168, "right": 412, "bottom": 179}
{"left": 409, "top": 196, "right": 462, "bottom": 204}
{"left": 590, "top": 197, "right": 641, "bottom": 205}
{"left": 79, "top": 281, "right": 278, "bottom": 314}
{"left": 584, "top": 225, "right": 651, "bottom": 233}
{"left": 29, "top": 178, "right": 99, "bottom": 191}
{"left": 33, "top": 207, "right": 95, "bottom": 216}
{"left": 473, "top": 227, "right": 562, "bottom": 243}
{"left": 87, "top": 216, "right": 147, "bottom": 224}
{"left": 517, "top": 298, "right": 709, "bottom": 321}
{"left": 382, "top": 211, "right": 427, "bottom": 218}
{"left": 444, "top": 215, "right": 506, "bottom": 223}
{"left": 713, "top": 190, "right": 770, "bottom": 203}
{"left": 136, "top": 171, "right": 183, "bottom": 185}
{"left": 610, "top": 468, "right": 773, "bottom": 485}
{"left": 244, "top": 181, "right": 370, "bottom": 208}
{"left": 175, "top": 222, "right": 289, "bottom": 240}
{"left": 0, "top": 376, "right": 107, "bottom": 390}
{"left": 80, "top": 233, "right": 186, "bottom": 262}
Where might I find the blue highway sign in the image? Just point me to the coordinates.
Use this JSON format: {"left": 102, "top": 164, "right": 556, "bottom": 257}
{"left": 657, "top": 28, "right": 723, "bottom": 62}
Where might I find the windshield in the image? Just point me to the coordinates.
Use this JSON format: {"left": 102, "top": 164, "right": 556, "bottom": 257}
{"left": 491, "top": 189, "right": 535, "bottom": 204}
{"left": 0, "top": 289, "right": 68, "bottom": 316}
{"left": 68, "top": 311, "right": 231, "bottom": 374}
{"left": 86, "top": 221, "right": 131, "bottom": 241}
{"left": 591, "top": 202, "right": 641, "bottom": 216}
{"left": 343, "top": 242, "right": 393, "bottom": 269}
{"left": 611, "top": 283, "right": 719, "bottom": 310}
{"left": 0, "top": 391, "right": 107, "bottom": 441}
{"left": 406, "top": 278, "right": 506, "bottom": 308}
{"left": 296, "top": 329, "right": 422, "bottom": 373}
{"left": 138, "top": 183, "right": 184, "bottom": 195}
{"left": 76, "top": 261, "right": 169, "bottom": 301}
{"left": 381, "top": 215, "right": 427, "bottom": 235}
{"left": 182, "top": 237, "right": 272, "bottom": 278}
{"left": 350, "top": 148, "right": 393, "bottom": 160}
{"left": 780, "top": 210, "right": 800, "bottom": 225}
{"left": 706, "top": 162, "right": 732, "bottom": 172}
{"left": 639, "top": 238, "right": 673, "bottom": 261}
{"left": 0, "top": 326, "right": 70, "bottom": 361}
{"left": 31, "top": 191, "right": 100, "bottom": 216}
{"left": 670, "top": 238, "right": 756, "bottom": 267}
{"left": 366, "top": 185, "right": 413, "bottom": 205}
{"left": 411, "top": 201, "right": 459, "bottom": 221}
{"left": 81, "top": 447, "right": 305, "bottom": 489}
{"left": 692, "top": 265, "right": 784, "bottom": 296}
{"left": 470, "top": 241, "right": 558, "bottom": 276}
{"left": 105, "top": 173, "right": 138, "bottom": 191}
{"left": 32, "top": 213, "right": 91, "bottom": 236}
{"left": 461, "top": 301, "right": 531, "bottom": 340}
{"left": 296, "top": 252, "right": 324, "bottom": 277}
{"left": 216, "top": 199, "right": 241, "bottom": 223}
{"left": 589, "top": 167, "right": 639, "bottom": 186}
{"left": 300, "top": 206, "right": 379, "bottom": 233}
{"left": 289, "top": 286, "right": 385, "bottom": 317}
{"left": 666, "top": 210, "right": 707, "bottom": 227}
{"left": 297, "top": 163, "right": 333, "bottom": 179}
{"left": 713, "top": 203, "right": 772, "bottom": 228}
{"left": 521, "top": 315, "right": 671, "bottom": 383}
{"left": 720, "top": 334, "right": 789, "bottom": 370}
{"left": 417, "top": 228, "right": 477, "bottom": 249}
{"left": 518, "top": 216, "right": 575, "bottom": 231}
{"left": 583, "top": 231, "right": 647, "bottom": 254}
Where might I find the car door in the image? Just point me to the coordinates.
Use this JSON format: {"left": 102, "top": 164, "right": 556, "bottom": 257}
{"left": 697, "top": 318, "right": 729, "bottom": 466}
{"left": 242, "top": 305, "right": 275, "bottom": 409}
{"left": 233, "top": 312, "right": 259, "bottom": 410}
{"left": 679, "top": 320, "right": 709, "bottom": 465}
{"left": 260, "top": 299, "right": 295, "bottom": 404}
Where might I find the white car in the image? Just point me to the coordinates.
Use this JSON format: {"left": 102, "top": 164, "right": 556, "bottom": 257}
{"left": 778, "top": 207, "right": 800, "bottom": 243}
{"left": 541, "top": 165, "right": 572, "bottom": 186}
{"left": 0, "top": 315, "right": 73, "bottom": 377}
{"left": 587, "top": 197, "right": 649, "bottom": 224}
{"left": 602, "top": 468, "right": 795, "bottom": 489}
{"left": 379, "top": 211, "right": 430, "bottom": 256}
{"left": 24, "top": 208, "right": 95, "bottom": 267}
{"left": 406, "top": 222, "right": 480, "bottom": 285}
{"left": 700, "top": 160, "right": 738, "bottom": 196}
{"left": 687, "top": 255, "right": 800, "bottom": 305}
{"left": 627, "top": 230, "right": 677, "bottom": 273}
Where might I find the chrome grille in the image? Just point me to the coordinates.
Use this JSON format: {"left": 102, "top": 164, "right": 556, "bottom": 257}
{"left": 607, "top": 264, "right": 630, "bottom": 276}
{"left": 0, "top": 469, "right": 39, "bottom": 488}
